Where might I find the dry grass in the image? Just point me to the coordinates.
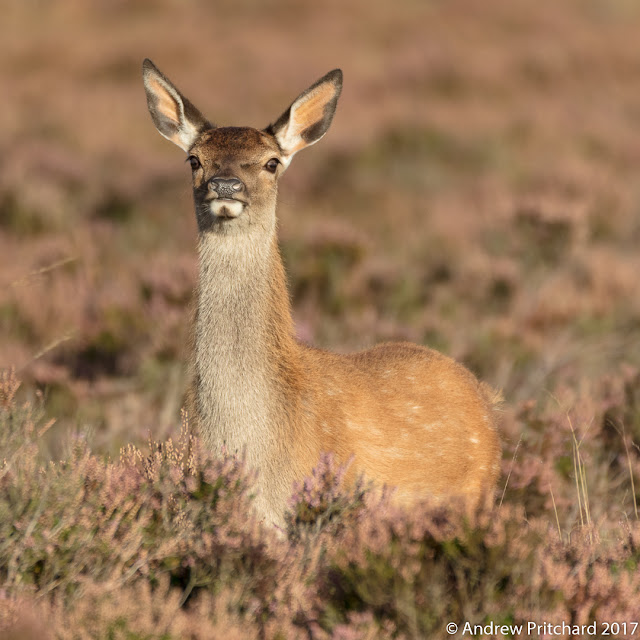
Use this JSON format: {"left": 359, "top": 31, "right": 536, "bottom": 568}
{"left": 2, "top": 0, "right": 640, "bottom": 636}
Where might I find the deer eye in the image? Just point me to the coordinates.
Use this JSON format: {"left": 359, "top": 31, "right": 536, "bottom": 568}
{"left": 264, "top": 158, "right": 280, "bottom": 173}
{"left": 188, "top": 156, "right": 201, "bottom": 171}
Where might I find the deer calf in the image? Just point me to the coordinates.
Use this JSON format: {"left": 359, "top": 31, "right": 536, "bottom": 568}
{"left": 142, "top": 60, "right": 501, "bottom": 525}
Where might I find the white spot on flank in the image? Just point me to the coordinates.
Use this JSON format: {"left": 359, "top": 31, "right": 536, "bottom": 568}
{"left": 382, "top": 446, "right": 405, "bottom": 458}
{"left": 470, "top": 436, "right": 480, "bottom": 444}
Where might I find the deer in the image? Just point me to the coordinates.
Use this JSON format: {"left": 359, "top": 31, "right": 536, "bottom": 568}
{"left": 142, "top": 59, "right": 502, "bottom": 526}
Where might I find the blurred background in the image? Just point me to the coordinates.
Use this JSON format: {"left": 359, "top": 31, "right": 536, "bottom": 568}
{"left": 2, "top": 0, "right": 640, "bottom": 459}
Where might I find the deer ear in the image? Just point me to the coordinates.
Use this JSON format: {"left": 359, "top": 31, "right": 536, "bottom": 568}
{"left": 268, "top": 69, "right": 342, "bottom": 165}
{"left": 142, "top": 59, "right": 212, "bottom": 152}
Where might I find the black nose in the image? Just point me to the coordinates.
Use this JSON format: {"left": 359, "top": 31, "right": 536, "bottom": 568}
{"left": 209, "top": 177, "right": 245, "bottom": 198}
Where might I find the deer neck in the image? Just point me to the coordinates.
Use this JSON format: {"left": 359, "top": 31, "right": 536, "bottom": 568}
{"left": 193, "top": 226, "right": 301, "bottom": 467}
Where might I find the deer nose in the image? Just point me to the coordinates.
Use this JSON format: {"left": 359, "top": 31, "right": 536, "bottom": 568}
{"left": 209, "top": 177, "right": 245, "bottom": 198}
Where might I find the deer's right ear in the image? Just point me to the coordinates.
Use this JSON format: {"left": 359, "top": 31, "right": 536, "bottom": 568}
{"left": 142, "top": 59, "right": 212, "bottom": 152}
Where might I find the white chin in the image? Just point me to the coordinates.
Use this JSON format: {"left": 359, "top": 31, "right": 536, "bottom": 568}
{"left": 210, "top": 200, "right": 244, "bottom": 219}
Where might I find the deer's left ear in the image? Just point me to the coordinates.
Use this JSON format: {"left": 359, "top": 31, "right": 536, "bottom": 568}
{"left": 267, "top": 69, "right": 342, "bottom": 166}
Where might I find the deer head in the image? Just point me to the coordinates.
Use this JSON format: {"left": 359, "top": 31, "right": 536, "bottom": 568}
{"left": 143, "top": 59, "right": 342, "bottom": 235}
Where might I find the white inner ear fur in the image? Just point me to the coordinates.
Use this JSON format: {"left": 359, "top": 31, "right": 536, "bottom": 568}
{"left": 173, "top": 118, "right": 202, "bottom": 152}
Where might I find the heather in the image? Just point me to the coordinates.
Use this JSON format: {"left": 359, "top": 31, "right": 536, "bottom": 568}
{"left": 2, "top": 370, "right": 640, "bottom": 638}
{"left": 3, "top": 0, "right": 640, "bottom": 637}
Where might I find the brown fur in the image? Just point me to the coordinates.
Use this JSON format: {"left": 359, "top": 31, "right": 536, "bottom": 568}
{"left": 143, "top": 60, "right": 502, "bottom": 525}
